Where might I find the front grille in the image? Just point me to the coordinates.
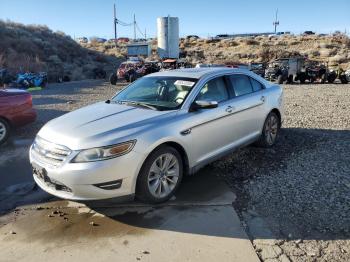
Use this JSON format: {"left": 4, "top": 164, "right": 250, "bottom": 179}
{"left": 31, "top": 137, "right": 71, "bottom": 167}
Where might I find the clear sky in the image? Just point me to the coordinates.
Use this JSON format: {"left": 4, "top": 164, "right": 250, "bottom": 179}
{"left": 1, "top": 0, "right": 349, "bottom": 39}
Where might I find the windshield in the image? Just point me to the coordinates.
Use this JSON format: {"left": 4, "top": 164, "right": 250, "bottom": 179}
{"left": 112, "top": 76, "right": 197, "bottom": 111}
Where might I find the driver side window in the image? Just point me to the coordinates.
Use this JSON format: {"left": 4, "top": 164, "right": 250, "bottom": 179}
{"left": 196, "top": 77, "right": 229, "bottom": 103}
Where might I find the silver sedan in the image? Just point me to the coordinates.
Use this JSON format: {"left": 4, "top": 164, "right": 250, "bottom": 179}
{"left": 30, "top": 68, "right": 283, "bottom": 203}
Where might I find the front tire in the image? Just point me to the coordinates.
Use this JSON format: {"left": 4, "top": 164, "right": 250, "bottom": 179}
{"left": 256, "top": 112, "right": 280, "bottom": 148}
{"left": 136, "top": 146, "right": 183, "bottom": 204}
{"left": 0, "top": 118, "right": 10, "bottom": 145}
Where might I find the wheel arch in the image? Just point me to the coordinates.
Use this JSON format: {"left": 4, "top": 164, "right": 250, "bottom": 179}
{"left": 0, "top": 116, "right": 12, "bottom": 128}
{"left": 143, "top": 141, "right": 190, "bottom": 176}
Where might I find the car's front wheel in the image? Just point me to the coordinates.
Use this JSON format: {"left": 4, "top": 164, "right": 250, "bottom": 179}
{"left": 256, "top": 112, "right": 280, "bottom": 148}
{"left": 0, "top": 118, "right": 10, "bottom": 145}
{"left": 136, "top": 146, "right": 183, "bottom": 204}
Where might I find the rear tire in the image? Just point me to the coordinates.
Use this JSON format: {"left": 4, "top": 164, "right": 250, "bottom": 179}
{"left": 255, "top": 112, "right": 280, "bottom": 148}
{"left": 0, "top": 118, "right": 10, "bottom": 145}
{"left": 129, "top": 73, "right": 137, "bottom": 83}
{"left": 327, "top": 74, "right": 336, "bottom": 83}
{"left": 109, "top": 73, "right": 118, "bottom": 85}
{"left": 340, "top": 75, "right": 348, "bottom": 84}
{"left": 136, "top": 146, "right": 183, "bottom": 204}
{"left": 277, "top": 75, "right": 283, "bottom": 84}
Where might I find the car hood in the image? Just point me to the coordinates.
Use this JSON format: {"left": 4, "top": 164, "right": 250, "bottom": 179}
{"left": 37, "top": 102, "right": 175, "bottom": 150}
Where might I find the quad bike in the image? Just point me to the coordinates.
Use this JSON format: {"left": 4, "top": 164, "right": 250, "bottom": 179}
{"left": 16, "top": 72, "right": 48, "bottom": 88}
{"left": 265, "top": 57, "right": 305, "bottom": 84}
{"left": 327, "top": 68, "right": 348, "bottom": 84}
{"left": 304, "top": 61, "right": 328, "bottom": 83}
{"left": 265, "top": 62, "right": 291, "bottom": 84}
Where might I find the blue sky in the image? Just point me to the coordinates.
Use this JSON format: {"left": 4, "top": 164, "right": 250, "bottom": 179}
{"left": 1, "top": 0, "right": 349, "bottom": 39}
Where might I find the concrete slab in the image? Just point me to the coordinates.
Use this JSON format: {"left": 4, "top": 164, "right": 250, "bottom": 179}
{"left": 0, "top": 169, "right": 259, "bottom": 262}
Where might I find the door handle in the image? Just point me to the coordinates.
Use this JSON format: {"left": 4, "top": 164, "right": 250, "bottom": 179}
{"left": 261, "top": 96, "right": 266, "bottom": 103}
{"left": 225, "top": 106, "right": 234, "bottom": 113}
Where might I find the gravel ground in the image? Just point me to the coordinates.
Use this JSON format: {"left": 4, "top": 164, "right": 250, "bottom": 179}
{"left": 212, "top": 83, "right": 350, "bottom": 261}
{"left": 13, "top": 80, "right": 122, "bottom": 139}
{"left": 2, "top": 81, "right": 349, "bottom": 261}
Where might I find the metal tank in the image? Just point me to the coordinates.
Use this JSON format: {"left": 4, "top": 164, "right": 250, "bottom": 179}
{"left": 157, "top": 17, "right": 179, "bottom": 59}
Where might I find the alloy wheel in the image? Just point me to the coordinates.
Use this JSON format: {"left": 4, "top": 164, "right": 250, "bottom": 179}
{"left": 0, "top": 121, "right": 7, "bottom": 142}
{"left": 147, "top": 153, "right": 180, "bottom": 199}
{"left": 265, "top": 114, "right": 278, "bottom": 145}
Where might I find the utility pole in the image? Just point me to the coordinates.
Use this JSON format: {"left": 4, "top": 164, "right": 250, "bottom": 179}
{"left": 113, "top": 3, "right": 117, "bottom": 40}
{"left": 133, "top": 14, "right": 136, "bottom": 41}
{"left": 273, "top": 9, "right": 279, "bottom": 34}
{"left": 145, "top": 28, "right": 147, "bottom": 40}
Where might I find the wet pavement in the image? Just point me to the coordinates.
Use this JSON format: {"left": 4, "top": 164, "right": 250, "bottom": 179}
{"left": 0, "top": 138, "right": 33, "bottom": 191}
{"left": 0, "top": 169, "right": 259, "bottom": 262}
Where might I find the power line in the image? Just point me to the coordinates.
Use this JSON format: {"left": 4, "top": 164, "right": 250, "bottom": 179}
{"left": 113, "top": 3, "right": 146, "bottom": 40}
{"left": 116, "top": 19, "right": 133, "bottom": 26}
{"left": 135, "top": 22, "right": 146, "bottom": 38}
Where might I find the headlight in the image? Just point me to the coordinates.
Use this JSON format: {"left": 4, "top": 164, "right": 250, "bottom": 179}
{"left": 72, "top": 140, "right": 136, "bottom": 163}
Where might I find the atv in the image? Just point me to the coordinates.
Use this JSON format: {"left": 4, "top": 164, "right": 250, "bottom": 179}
{"left": 327, "top": 68, "right": 349, "bottom": 84}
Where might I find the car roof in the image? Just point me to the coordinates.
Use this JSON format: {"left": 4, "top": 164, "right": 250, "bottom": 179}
{"left": 145, "top": 67, "right": 250, "bottom": 79}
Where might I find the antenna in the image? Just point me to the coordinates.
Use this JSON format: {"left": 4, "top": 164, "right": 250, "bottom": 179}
{"left": 273, "top": 9, "right": 279, "bottom": 34}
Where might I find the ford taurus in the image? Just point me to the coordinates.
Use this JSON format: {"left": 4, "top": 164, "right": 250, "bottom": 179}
{"left": 30, "top": 68, "right": 283, "bottom": 203}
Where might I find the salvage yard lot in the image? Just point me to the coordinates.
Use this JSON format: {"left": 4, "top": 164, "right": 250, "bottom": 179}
{"left": 0, "top": 80, "right": 349, "bottom": 261}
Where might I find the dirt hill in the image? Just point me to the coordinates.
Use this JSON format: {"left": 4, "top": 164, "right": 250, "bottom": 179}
{"left": 0, "top": 20, "right": 120, "bottom": 82}
{"left": 84, "top": 34, "right": 350, "bottom": 69}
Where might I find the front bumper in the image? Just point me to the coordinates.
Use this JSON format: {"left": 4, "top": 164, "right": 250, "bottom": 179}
{"left": 30, "top": 145, "right": 145, "bottom": 200}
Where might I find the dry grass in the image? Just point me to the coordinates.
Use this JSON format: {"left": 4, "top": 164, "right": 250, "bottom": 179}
{"left": 0, "top": 20, "right": 121, "bottom": 81}
{"left": 2, "top": 19, "right": 349, "bottom": 79}
{"left": 85, "top": 34, "right": 350, "bottom": 69}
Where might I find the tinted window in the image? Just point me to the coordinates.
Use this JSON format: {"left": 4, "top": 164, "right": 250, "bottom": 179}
{"left": 230, "top": 75, "right": 253, "bottom": 96}
{"left": 196, "top": 77, "right": 229, "bottom": 102}
{"left": 250, "top": 78, "right": 264, "bottom": 92}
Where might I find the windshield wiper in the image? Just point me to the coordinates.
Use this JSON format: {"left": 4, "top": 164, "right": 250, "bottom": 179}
{"left": 114, "top": 100, "right": 158, "bottom": 110}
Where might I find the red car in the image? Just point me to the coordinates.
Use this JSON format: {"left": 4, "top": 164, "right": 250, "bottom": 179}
{"left": 0, "top": 89, "right": 36, "bottom": 145}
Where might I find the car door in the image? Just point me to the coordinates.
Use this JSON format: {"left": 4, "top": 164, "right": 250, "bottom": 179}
{"left": 186, "top": 76, "right": 239, "bottom": 166}
{"left": 227, "top": 74, "right": 267, "bottom": 142}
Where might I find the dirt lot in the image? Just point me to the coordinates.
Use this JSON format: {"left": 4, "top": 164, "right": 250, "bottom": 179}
{"left": 0, "top": 80, "right": 349, "bottom": 262}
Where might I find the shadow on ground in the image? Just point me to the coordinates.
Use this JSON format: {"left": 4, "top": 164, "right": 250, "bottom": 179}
{"left": 0, "top": 127, "right": 349, "bottom": 243}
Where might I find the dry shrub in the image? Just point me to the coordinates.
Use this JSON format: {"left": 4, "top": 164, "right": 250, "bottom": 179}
{"left": 310, "top": 50, "right": 320, "bottom": 57}
{"left": 243, "top": 38, "right": 259, "bottom": 45}
{"left": 330, "top": 54, "right": 348, "bottom": 63}
{"left": 221, "top": 40, "right": 239, "bottom": 47}
{"left": 258, "top": 47, "right": 274, "bottom": 62}
{"left": 288, "top": 41, "right": 301, "bottom": 46}
{"left": 0, "top": 20, "right": 121, "bottom": 82}
{"left": 205, "top": 38, "right": 220, "bottom": 44}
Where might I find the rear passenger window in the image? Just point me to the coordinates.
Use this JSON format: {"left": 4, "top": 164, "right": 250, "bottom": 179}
{"left": 250, "top": 78, "right": 264, "bottom": 92}
{"left": 229, "top": 75, "right": 253, "bottom": 96}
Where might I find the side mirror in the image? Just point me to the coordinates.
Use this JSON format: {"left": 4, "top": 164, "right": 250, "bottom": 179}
{"left": 190, "top": 100, "right": 218, "bottom": 111}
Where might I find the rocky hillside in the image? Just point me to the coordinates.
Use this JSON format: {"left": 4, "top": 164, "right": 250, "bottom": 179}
{"left": 0, "top": 20, "right": 120, "bottom": 82}
{"left": 84, "top": 34, "right": 350, "bottom": 69}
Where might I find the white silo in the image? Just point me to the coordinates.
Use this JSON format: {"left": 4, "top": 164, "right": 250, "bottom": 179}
{"left": 157, "top": 16, "right": 179, "bottom": 59}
